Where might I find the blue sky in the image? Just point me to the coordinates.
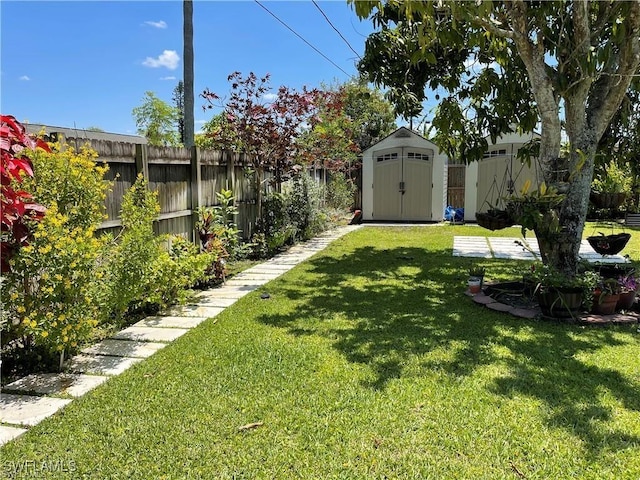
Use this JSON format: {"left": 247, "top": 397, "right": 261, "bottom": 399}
{"left": 1, "top": 0, "right": 416, "bottom": 135}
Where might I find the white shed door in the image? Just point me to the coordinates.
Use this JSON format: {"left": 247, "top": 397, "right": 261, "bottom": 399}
{"left": 373, "top": 149, "right": 432, "bottom": 221}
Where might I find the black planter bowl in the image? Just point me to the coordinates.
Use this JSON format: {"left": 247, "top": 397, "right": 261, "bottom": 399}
{"left": 587, "top": 233, "right": 631, "bottom": 256}
{"left": 475, "top": 210, "right": 514, "bottom": 231}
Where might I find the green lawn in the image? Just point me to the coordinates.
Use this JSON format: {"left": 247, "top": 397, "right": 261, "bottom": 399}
{"left": 2, "top": 224, "right": 639, "bottom": 479}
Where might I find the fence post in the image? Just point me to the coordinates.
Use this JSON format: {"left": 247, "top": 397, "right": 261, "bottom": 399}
{"left": 134, "top": 144, "right": 149, "bottom": 179}
{"left": 190, "top": 146, "right": 201, "bottom": 244}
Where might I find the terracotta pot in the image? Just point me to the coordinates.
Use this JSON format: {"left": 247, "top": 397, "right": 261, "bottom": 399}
{"left": 616, "top": 290, "right": 636, "bottom": 311}
{"left": 592, "top": 292, "right": 620, "bottom": 315}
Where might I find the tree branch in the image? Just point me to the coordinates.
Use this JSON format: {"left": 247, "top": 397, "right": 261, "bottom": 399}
{"left": 588, "top": 0, "right": 640, "bottom": 139}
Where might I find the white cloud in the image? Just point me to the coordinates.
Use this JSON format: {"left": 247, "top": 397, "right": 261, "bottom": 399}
{"left": 160, "top": 76, "right": 176, "bottom": 81}
{"left": 195, "top": 119, "right": 207, "bottom": 124}
{"left": 19, "top": 75, "right": 30, "bottom": 81}
{"left": 262, "top": 93, "right": 277, "bottom": 101}
{"left": 142, "top": 50, "right": 180, "bottom": 70}
{"left": 144, "top": 20, "right": 167, "bottom": 29}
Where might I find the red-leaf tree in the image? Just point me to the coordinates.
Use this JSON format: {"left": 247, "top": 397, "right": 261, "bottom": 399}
{"left": 297, "top": 87, "right": 360, "bottom": 174}
{"left": 1, "top": 115, "right": 48, "bottom": 272}
{"left": 201, "top": 72, "right": 319, "bottom": 216}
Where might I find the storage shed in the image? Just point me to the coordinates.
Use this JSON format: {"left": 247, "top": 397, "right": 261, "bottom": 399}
{"left": 464, "top": 131, "right": 540, "bottom": 222}
{"left": 361, "top": 127, "right": 447, "bottom": 222}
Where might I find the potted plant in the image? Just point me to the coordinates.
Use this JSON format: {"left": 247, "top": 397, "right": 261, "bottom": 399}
{"left": 467, "top": 265, "right": 486, "bottom": 294}
{"left": 591, "top": 276, "right": 621, "bottom": 315}
{"left": 528, "top": 263, "right": 596, "bottom": 319}
{"left": 616, "top": 271, "right": 637, "bottom": 311}
{"left": 590, "top": 161, "right": 631, "bottom": 209}
{"left": 475, "top": 207, "right": 514, "bottom": 231}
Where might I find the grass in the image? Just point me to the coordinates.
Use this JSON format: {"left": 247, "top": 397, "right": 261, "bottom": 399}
{"left": 1, "top": 224, "right": 639, "bottom": 479}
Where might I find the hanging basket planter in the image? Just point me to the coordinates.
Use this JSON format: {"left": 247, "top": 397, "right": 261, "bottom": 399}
{"left": 475, "top": 209, "right": 514, "bottom": 231}
{"left": 589, "top": 192, "right": 627, "bottom": 209}
{"left": 587, "top": 233, "right": 631, "bottom": 256}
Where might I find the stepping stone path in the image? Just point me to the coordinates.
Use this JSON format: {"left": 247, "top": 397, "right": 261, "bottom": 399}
{"left": 0, "top": 225, "right": 361, "bottom": 446}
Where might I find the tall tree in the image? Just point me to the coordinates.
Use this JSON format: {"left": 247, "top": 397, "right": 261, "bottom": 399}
{"left": 173, "top": 81, "right": 185, "bottom": 144}
{"left": 183, "top": 0, "right": 195, "bottom": 149}
{"left": 132, "top": 91, "right": 180, "bottom": 147}
{"left": 353, "top": 0, "right": 640, "bottom": 275}
{"left": 341, "top": 78, "right": 397, "bottom": 152}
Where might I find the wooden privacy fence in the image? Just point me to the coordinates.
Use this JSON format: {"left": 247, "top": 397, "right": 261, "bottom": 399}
{"left": 70, "top": 138, "right": 280, "bottom": 241}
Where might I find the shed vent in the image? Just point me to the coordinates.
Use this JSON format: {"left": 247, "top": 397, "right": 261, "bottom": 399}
{"left": 395, "top": 129, "right": 411, "bottom": 138}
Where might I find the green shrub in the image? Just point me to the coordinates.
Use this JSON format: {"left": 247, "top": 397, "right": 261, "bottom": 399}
{"left": 287, "top": 173, "right": 328, "bottom": 241}
{"left": 325, "top": 173, "right": 356, "bottom": 211}
{"left": 100, "top": 174, "right": 162, "bottom": 318}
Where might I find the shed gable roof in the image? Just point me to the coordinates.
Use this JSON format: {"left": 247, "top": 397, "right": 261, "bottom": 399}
{"left": 362, "top": 126, "right": 434, "bottom": 155}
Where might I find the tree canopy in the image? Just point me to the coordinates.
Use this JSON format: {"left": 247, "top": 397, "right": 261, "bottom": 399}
{"left": 352, "top": 0, "right": 640, "bottom": 274}
{"left": 132, "top": 91, "right": 180, "bottom": 147}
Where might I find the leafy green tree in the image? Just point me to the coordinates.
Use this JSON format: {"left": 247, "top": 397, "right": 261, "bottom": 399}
{"left": 352, "top": 0, "right": 640, "bottom": 275}
{"left": 132, "top": 91, "right": 180, "bottom": 146}
{"left": 342, "top": 78, "right": 397, "bottom": 152}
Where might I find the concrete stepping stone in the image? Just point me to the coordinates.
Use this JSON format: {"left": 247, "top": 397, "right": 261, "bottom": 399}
{"left": 231, "top": 273, "right": 280, "bottom": 281}
{"left": 191, "top": 287, "right": 254, "bottom": 300}
{"left": 0, "top": 425, "right": 28, "bottom": 446}
{"left": 224, "top": 278, "right": 271, "bottom": 287}
{"left": 134, "top": 315, "right": 207, "bottom": 329}
{"left": 163, "top": 304, "right": 225, "bottom": 317}
{"left": 0, "top": 393, "right": 72, "bottom": 427}
{"left": 243, "top": 265, "right": 292, "bottom": 274}
{"left": 191, "top": 294, "right": 238, "bottom": 308}
{"left": 112, "top": 326, "right": 188, "bottom": 343}
{"left": 66, "top": 354, "right": 142, "bottom": 376}
{"left": 82, "top": 339, "right": 166, "bottom": 358}
{"left": 265, "top": 257, "right": 308, "bottom": 265}
{"left": 4, "top": 373, "right": 108, "bottom": 398}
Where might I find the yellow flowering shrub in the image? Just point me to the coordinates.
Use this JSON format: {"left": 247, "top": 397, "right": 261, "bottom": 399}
{"left": 1, "top": 140, "right": 111, "bottom": 364}
{"left": 5, "top": 204, "right": 104, "bottom": 354}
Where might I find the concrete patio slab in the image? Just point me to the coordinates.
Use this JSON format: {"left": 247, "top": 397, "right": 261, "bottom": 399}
{"left": 112, "top": 326, "right": 189, "bottom": 343}
{"left": 66, "top": 354, "right": 142, "bottom": 376}
{"left": 454, "top": 236, "right": 630, "bottom": 263}
{"left": 452, "top": 236, "right": 492, "bottom": 258}
{"left": 0, "top": 393, "right": 72, "bottom": 427}
{"left": 134, "top": 315, "right": 208, "bottom": 329}
{"left": 0, "top": 425, "right": 27, "bottom": 446}
{"left": 488, "top": 237, "right": 539, "bottom": 260}
{"left": 4, "top": 373, "right": 108, "bottom": 398}
{"left": 81, "top": 339, "right": 167, "bottom": 358}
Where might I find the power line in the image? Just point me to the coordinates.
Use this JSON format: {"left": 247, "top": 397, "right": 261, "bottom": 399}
{"left": 311, "top": 0, "right": 361, "bottom": 60}
{"left": 254, "top": 0, "right": 352, "bottom": 77}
